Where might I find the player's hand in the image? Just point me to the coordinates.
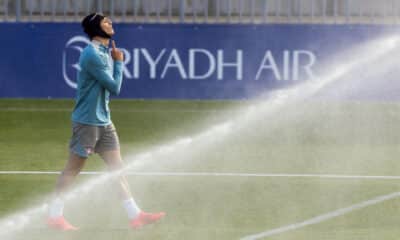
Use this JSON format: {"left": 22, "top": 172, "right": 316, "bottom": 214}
{"left": 111, "top": 40, "right": 124, "bottom": 61}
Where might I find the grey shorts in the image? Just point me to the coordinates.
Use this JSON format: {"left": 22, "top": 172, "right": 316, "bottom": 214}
{"left": 69, "top": 122, "right": 120, "bottom": 158}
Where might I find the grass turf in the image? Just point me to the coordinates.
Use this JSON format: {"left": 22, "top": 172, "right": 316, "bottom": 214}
{"left": 1, "top": 99, "right": 400, "bottom": 240}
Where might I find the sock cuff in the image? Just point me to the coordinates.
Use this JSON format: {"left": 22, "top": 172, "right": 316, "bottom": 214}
{"left": 123, "top": 198, "right": 141, "bottom": 219}
{"left": 123, "top": 198, "right": 134, "bottom": 205}
{"left": 48, "top": 197, "right": 65, "bottom": 218}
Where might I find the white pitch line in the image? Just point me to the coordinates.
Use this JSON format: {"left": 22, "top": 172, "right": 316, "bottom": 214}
{"left": 240, "top": 191, "right": 400, "bottom": 240}
{"left": 1, "top": 171, "right": 400, "bottom": 180}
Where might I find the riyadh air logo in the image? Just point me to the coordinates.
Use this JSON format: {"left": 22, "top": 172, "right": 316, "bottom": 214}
{"left": 62, "top": 36, "right": 90, "bottom": 89}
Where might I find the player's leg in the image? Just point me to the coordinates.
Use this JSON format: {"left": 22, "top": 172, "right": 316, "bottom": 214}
{"left": 97, "top": 123, "right": 165, "bottom": 228}
{"left": 47, "top": 153, "right": 86, "bottom": 230}
{"left": 99, "top": 149, "right": 133, "bottom": 200}
{"left": 99, "top": 149, "right": 165, "bottom": 229}
{"left": 55, "top": 153, "right": 87, "bottom": 194}
{"left": 47, "top": 123, "right": 97, "bottom": 230}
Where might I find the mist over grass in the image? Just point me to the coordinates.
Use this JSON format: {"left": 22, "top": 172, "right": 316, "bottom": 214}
{"left": 1, "top": 35, "right": 400, "bottom": 239}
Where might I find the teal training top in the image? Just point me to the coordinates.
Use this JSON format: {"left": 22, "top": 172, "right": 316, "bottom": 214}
{"left": 72, "top": 41, "right": 123, "bottom": 126}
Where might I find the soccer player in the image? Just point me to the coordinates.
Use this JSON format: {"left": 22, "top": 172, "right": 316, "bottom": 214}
{"left": 47, "top": 13, "right": 165, "bottom": 231}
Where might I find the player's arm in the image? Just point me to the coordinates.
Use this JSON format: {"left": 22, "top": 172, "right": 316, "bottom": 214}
{"left": 85, "top": 41, "right": 123, "bottom": 95}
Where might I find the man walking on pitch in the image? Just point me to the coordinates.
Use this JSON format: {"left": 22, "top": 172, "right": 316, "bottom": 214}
{"left": 47, "top": 13, "right": 165, "bottom": 231}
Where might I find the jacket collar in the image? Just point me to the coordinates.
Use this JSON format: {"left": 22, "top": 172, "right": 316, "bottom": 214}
{"left": 91, "top": 40, "right": 108, "bottom": 53}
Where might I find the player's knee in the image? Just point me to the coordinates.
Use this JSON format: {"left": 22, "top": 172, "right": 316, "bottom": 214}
{"left": 109, "top": 163, "right": 124, "bottom": 171}
{"left": 62, "top": 168, "right": 80, "bottom": 177}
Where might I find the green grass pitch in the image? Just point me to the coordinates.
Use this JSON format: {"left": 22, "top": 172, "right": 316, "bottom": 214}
{"left": 1, "top": 99, "right": 400, "bottom": 240}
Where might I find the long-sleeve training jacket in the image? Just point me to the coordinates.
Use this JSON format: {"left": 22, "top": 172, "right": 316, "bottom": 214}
{"left": 72, "top": 40, "right": 123, "bottom": 126}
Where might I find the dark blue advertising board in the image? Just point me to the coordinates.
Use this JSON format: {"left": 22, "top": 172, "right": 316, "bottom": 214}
{"left": 0, "top": 23, "right": 398, "bottom": 99}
